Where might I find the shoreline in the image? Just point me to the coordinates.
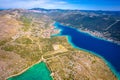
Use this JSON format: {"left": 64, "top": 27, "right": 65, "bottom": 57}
{"left": 53, "top": 22, "right": 120, "bottom": 80}
{"left": 59, "top": 22, "right": 120, "bottom": 46}
{"left": 66, "top": 35, "right": 120, "bottom": 79}
{"left": 6, "top": 58, "right": 53, "bottom": 80}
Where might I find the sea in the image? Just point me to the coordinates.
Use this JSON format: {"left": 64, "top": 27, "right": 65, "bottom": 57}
{"left": 7, "top": 22, "right": 120, "bottom": 80}
{"left": 53, "top": 22, "right": 120, "bottom": 79}
{"left": 7, "top": 61, "right": 53, "bottom": 80}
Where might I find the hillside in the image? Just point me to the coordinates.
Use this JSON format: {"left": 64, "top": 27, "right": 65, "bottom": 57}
{"left": 30, "top": 8, "right": 120, "bottom": 43}
{"left": 0, "top": 9, "right": 117, "bottom": 80}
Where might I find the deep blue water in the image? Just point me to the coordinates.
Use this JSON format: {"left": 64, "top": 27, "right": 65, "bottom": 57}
{"left": 53, "top": 22, "right": 120, "bottom": 79}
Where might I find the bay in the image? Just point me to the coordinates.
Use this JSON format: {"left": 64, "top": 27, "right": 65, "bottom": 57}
{"left": 7, "top": 61, "right": 53, "bottom": 80}
{"left": 53, "top": 22, "right": 120, "bottom": 79}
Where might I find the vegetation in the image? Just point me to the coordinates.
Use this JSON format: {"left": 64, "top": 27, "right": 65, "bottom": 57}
{"left": 0, "top": 40, "right": 7, "bottom": 46}
{"left": 48, "top": 10, "right": 120, "bottom": 42}
{"left": 1, "top": 45, "right": 14, "bottom": 51}
{"left": 0, "top": 9, "right": 117, "bottom": 80}
{"left": 0, "top": 38, "right": 11, "bottom": 46}
{"left": 20, "top": 16, "right": 32, "bottom": 31}
{"left": 15, "top": 36, "right": 32, "bottom": 44}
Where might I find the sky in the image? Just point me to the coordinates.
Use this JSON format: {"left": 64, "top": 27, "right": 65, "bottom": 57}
{"left": 0, "top": 0, "right": 120, "bottom": 11}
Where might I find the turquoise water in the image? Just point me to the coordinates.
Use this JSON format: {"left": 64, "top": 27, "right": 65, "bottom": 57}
{"left": 53, "top": 22, "right": 120, "bottom": 79}
{"left": 7, "top": 61, "right": 53, "bottom": 80}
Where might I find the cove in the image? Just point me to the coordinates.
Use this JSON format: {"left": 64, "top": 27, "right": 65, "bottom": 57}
{"left": 7, "top": 61, "right": 53, "bottom": 80}
{"left": 53, "top": 22, "right": 120, "bottom": 79}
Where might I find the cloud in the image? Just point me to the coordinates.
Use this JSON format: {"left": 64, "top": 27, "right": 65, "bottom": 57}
{"left": 0, "top": 0, "right": 120, "bottom": 10}
{"left": 0, "top": 0, "right": 73, "bottom": 9}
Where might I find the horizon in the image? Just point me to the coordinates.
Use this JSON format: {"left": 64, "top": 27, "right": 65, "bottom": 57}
{"left": 1, "top": 7, "right": 120, "bottom": 12}
{"left": 0, "top": 0, "right": 120, "bottom": 11}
